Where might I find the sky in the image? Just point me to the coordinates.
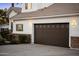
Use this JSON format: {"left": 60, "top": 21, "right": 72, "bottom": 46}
{"left": 0, "top": 3, "right": 22, "bottom": 9}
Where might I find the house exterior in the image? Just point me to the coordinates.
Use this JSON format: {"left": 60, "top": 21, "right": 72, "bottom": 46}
{"left": 0, "top": 5, "right": 21, "bottom": 33}
{"left": 10, "top": 3, "right": 79, "bottom": 48}
{"left": 7, "top": 7, "right": 21, "bottom": 30}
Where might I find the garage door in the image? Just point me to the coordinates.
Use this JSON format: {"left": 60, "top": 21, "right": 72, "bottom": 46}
{"left": 34, "top": 23, "right": 69, "bottom": 47}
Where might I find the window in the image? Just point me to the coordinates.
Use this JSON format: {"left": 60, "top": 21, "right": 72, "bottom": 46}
{"left": 16, "top": 24, "right": 23, "bottom": 31}
{"left": 25, "top": 3, "right": 28, "bottom": 9}
{"left": 25, "top": 3, "right": 32, "bottom": 9}
{"left": 28, "top": 3, "right": 32, "bottom": 9}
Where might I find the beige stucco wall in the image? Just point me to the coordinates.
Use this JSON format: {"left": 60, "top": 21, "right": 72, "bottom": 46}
{"left": 13, "top": 16, "right": 79, "bottom": 36}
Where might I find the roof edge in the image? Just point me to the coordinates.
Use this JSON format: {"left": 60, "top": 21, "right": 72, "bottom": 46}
{"left": 12, "top": 13, "right": 79, "bottom": 21}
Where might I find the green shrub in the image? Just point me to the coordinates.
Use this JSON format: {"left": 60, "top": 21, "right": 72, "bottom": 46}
{"left": 1, "top": 28, "right": 9, "bottom": 41}
{"left": 19, "top": 35, "right": 26, "bottom": 43}
{"left": 0, "top": 34, "right": 5, "bottom": 44}
{"left": 19, "top": 35, "right": 31, "bottom": 43}
{"left": 10, "top": 35, "right": 20, "bottom": 44}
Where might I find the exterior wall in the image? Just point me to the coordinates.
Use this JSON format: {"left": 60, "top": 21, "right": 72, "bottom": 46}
{"left": 70, "top": 17, "right": 79, "bottom": 37}
{"left": 13, "top": 20, "right": 32, "bottom": 34}
{"left": 22, "top": 3, "right": 53, "bottom": 12}
{"left": 13, "top": 16, "right": 79, "bottom": 48}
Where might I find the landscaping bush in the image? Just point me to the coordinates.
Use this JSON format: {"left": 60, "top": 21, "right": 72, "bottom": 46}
{"left": 19, "top": 35, "right": 26, "bottom": 43}
{"left": 1, "top": 28, "right": 9, "bottom": 41}
{"left": 0, "top": 29, "right": 11, "bottom": 44}
{"left": 0, "top": 28, "right": 31, "bottom": 44}
{"left": 0, "top": 34, "right": 6, "bottom": 45}
{"left": 10, "top": 35, "right": 20, "bottom": 44}
{"left": 19, "top": 34, "right": 31, "bottom": 43}
{"left": 10, "top": 34, "right": 31, "bottom": 44}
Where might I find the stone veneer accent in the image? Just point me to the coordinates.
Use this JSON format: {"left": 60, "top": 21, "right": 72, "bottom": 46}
{"left": 71, "top": 37, "right": 79, "bottom": 48}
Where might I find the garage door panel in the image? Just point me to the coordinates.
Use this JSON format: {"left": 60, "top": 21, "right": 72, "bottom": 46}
{"left": 34, "top": 23, "right": 69, "bottom": 47}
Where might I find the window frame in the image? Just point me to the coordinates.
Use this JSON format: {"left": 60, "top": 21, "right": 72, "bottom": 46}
{"left": 25, "top": 3, "right": 32, "bottom": 9}
{"left": 16, "top": 24, "right": 23, "bottom": 31}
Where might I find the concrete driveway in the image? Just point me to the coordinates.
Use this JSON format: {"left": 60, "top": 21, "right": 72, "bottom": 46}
{"left": 0, "top": 44, "right": 79, "bottom": 56}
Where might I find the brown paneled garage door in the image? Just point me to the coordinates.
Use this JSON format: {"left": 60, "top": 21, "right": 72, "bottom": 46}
{"left": 34, "top": 23, "right": 69, "bottom": 47}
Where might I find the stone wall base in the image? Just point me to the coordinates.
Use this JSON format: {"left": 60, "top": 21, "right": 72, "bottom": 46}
{"left": 71, "top": 37, "right": 79, "bottom": 48}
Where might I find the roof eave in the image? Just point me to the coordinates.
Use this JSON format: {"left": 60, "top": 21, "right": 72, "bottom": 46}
{"left": 11, "top": 13, "right": 79, "bottom": 21}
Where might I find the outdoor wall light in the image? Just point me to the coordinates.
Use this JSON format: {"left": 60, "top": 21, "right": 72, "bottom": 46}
{"left": 70, "top": 16, "right": 77, "bottom": 28}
